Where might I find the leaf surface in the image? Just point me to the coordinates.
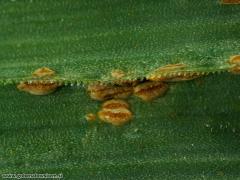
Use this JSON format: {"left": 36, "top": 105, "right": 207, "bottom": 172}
{"left": 0, "top": 0, "right": 239, "bottom": 83}
{"left": 0, "top": 1, "right": 240, "bottom": 179}
{"left": 1, "top": 73, "right": 240, "bottom": 179}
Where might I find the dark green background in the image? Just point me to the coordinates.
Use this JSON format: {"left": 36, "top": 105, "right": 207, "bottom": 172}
{"left": 1, "top": 73, "right": 240, "bottom": 179}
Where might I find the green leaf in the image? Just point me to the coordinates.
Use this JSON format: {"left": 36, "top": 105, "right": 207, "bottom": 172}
{"left": 0, "top": 0, "right": 239, "bottom": 84}
{"left": 1, "top": 0, "right": 240, "bottom": 179}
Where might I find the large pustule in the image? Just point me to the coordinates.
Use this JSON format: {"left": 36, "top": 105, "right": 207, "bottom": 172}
{"left": 87, "top": 82, "right": 133, "bottom": 101}
{"left": 134, "top": 81, "right": 169, "bottom": 101}
{"left": 98, "top": 99, "right": 133, "bottom": 126}
{"left": 17, "top": 82, "right": 60, "bottom": 95}
{"left": 17, "top": 67, "right": 61, "bottom": 95}
{"left": 147, "top": 64, "right": 205, "bottom": 82}
{"left": 228, "top": 55, "right": 240, "bottom": 74}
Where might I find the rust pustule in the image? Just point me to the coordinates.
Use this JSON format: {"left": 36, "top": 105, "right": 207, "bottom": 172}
{"left": 102, "top": 99, "right": 129, "bottom": 109}
{"left": 153, "top": 63, "right": 186, "bottom": 72}
{"left": 229, "top": 55, "right": 240, "bottom": 65}
{"left": 229, "top": 55, "right": 240, "bottom": 74}
{"left": 111, "top": 69, "right": 125, "bottom": 79}
{"left": 110, "top": 69, "right": 141, "bottom": 86}
{"left": 87, "top": 82, "right": 133, "bottom": 101}
{"left": 32, "top": 67, "right": 55, "bottom": 78}
{"left": 162, "top": 72, "right": 205, "bottom": 82}
{"left": 229, "top": 66, "right": 240, "bottom": 74}
{"left": 134, "top": 81, "right": 169, "bottom": 101}
{"left": 98, "top": 99, "right": 133, "bottom": 126}
{"left": 147, "top": 64, "right": 204, "bottom": 82}
{"left": 85, "top": 113, "right": 97, "bottom": 122}
{"left": 17, "top": 67, "right": 60, "bottom": 95}
{"left": 17, "top": 82, "right": 59, "bottom": 95}
{"left": 113, "top": 79, "right": 141, "bottom": 87}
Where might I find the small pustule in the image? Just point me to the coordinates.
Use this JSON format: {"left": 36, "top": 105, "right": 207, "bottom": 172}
{"left": 133, "top": 81, "right": 169, "bottom": 101}
{"left": 98, "top": 99, "right": 133, "bottom": 126}
{"left": 87, "top": 82, "right": 133, "bottom": 101}
{"left": 85, "top": 113, "right": 97, "bottom": 122}
{"left": 111, "top": 69, "right": 125, "bottom": 79}
{"left": 147, "top": 63, "right": 204, "bottom": 82}
{"left": 32, "top": 67, "right": 55, "bottom": 78}
{"left": 110, "top": 69, "right": 140, "bottom": 87}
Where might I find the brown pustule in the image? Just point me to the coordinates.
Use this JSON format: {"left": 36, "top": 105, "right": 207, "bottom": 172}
{"left": 87, "top": 82, "right": 133, "bottom": 101}
{"left": 229, "top": 55, "right": 240, "bottom": 74}
{"left": 85, "top": 113, "right": 97, "bottom": 122}
{"left": 134, "top": 81, "right": 169, "bottom": 101}
{"left": 17, "top": 82, "right": 59, "bottom": 95}
{"left": 98, "top": 99, "right": 133, "bottom": 126}
{"left": 147, "top": 64, "right": 204, "bottom": 82}
{"left": 32, "top": 67, "right": 55, "bottom": 78}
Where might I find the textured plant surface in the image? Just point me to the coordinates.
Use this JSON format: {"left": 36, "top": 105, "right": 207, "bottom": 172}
{"left": 0, "top": 0, "right": 240, "bottom": 179}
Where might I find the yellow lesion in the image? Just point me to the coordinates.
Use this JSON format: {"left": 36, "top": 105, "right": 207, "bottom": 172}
{"left": 111, "top": 69, "right": 125, "bottom": 79}
{"left": 152, "top": 63, "right": 186, "bottom": 72}
{"left": 109, "top": 69, "right": 140, "bottom": 86}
